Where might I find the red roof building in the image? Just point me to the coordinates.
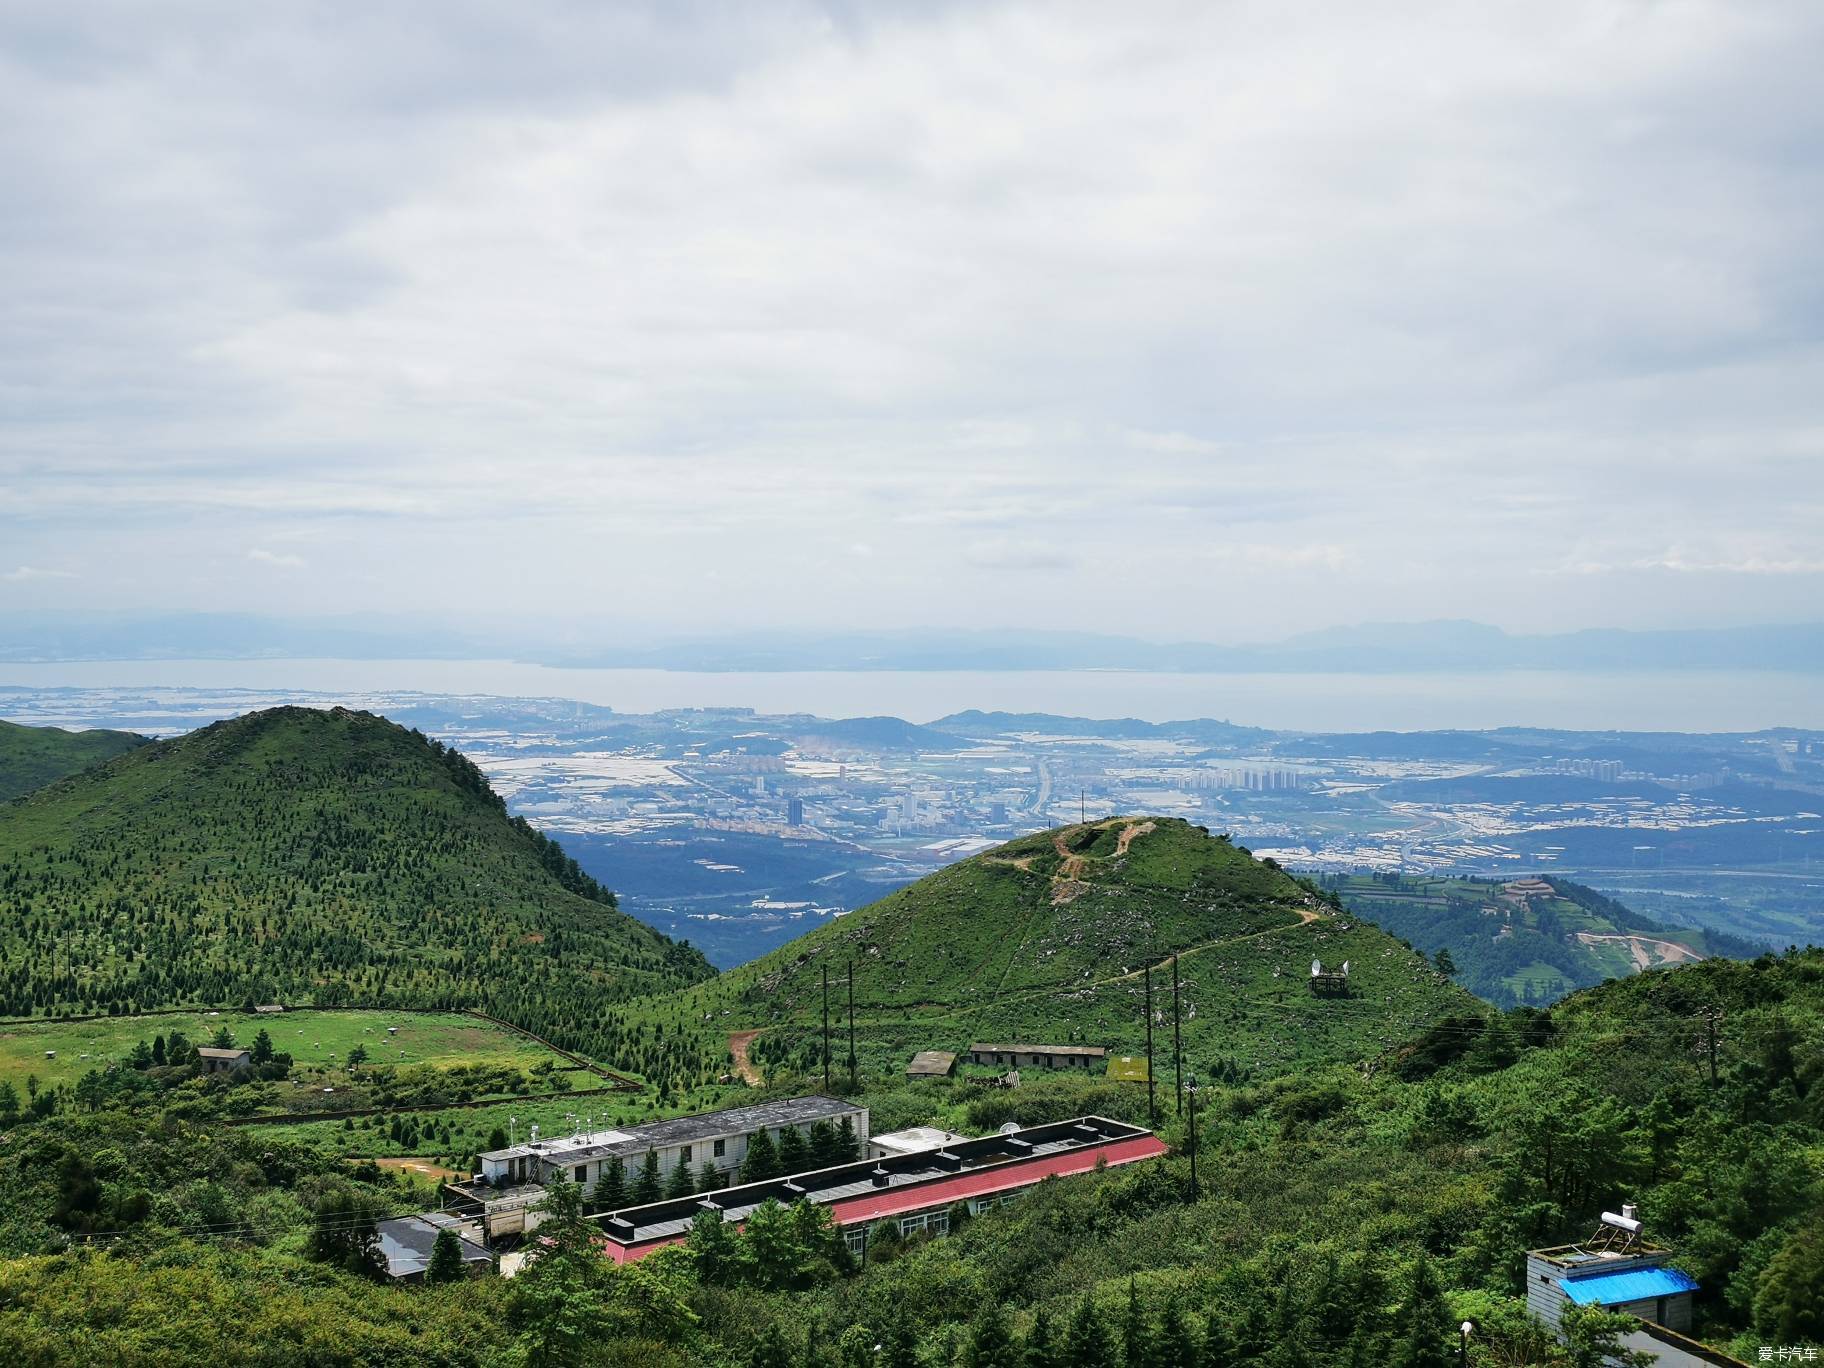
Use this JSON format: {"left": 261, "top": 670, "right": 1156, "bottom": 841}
{"left": 596, "top": 1115, "right": 1167, "bottom": 1264}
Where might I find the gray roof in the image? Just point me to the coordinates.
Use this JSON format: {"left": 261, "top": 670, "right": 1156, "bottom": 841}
{"left": 197, "top": 1046, "right": 251, "bottom": 1059}
{"left": 967, "top": 1043, "right": 1106, "bottom": 1057}
{"left": 598, "top": 1115, "right": 1152, "bottom": 1246}
{"left": 907, "top": 1050, "right": 956, "bottom": 1075}
{"left": 480, "top": 1095, "right": 864, "bottom": 1166}
{"left": 376, "top": 1215, "right": 491, "bottom": 1279}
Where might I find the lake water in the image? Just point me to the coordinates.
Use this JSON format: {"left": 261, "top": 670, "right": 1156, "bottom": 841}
{"left": 0, "top": 657, "right": 1819, "bottom": 732}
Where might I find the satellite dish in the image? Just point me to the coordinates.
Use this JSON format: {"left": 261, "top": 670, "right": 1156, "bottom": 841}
{"left": 1311, "top": 959, "right": 1322, "bottom": 977}
{"left": 999, "top": 1122, "right": 1021, "bottom": 1135}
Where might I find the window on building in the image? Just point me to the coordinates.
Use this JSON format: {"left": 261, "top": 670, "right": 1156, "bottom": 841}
{"left": 680, "top": 1145, "right": 692, "bottom": 1166}
{"left": 574, "top": 1165, "right": 587, "bottom": 1184}
{"left": 898, "top": 1210, "right": 950, "bottom": 1239}
{"left": 713, "top": 1138, "right": 726, "bottom": 1158}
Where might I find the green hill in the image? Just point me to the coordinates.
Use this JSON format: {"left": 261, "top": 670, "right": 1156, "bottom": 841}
{"left": 1322, "top": 870, "right": 1761, "bottom": 1007}
{"left": 0, "top": 718, "right": 148, "bottom": 801}
{"left": 0, "top": 706, "right": 712, "bottom": 1053}
{"left": 630, "top": 818, "right": 1478, "bottom": 1088}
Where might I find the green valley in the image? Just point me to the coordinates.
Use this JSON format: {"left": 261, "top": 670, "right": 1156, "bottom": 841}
{"left": 0, "top": 718, "right": 147, "bottom": 801}
{"left": 1323, "top": 871, "right": 1763, "bottom": 1006}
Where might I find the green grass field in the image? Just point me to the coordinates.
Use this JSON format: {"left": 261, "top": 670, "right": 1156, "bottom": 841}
{"left": 0, "top": 1009, "right": 563, "bottom": 1092}
{"left": 255, "top": 1080, "right": 747, "bottom": 1166}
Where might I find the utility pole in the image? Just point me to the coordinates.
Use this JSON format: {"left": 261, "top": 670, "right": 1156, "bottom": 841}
{"left": 1703, "top": 1006, "right": 1721, "bottom": 1085}
{"left": 1185, "top": 1071, "right": 1199, "bottom": 1199}
{"left": 1171, "top": 952, "right": 1183, "bottom": 1117}
{"left": 1144, "top": 959, "right": 1158, "bottom": 1128}
{"left": 847, "top": 961, "right": 858, "bottom": 1089}
{"left": 821, "top": 964, "right": 831, "bottom": 1090}
{"left": 1080, "top": 789, "right": 1085, "bottom": 823}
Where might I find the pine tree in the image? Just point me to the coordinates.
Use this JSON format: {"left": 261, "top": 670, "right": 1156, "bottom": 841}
{"left": 425, "top": 1227, "right": 467, "bottom": 1283}
{"left": 1065, "top": 1299, "right": 1115, "bottom": 1368}
{"left": 1390, "top": 1256, "right": 1452, "bottom": 1368}
{"left": 835, "top": 1114, "right": 862, "bottom": 1163}
{"left": 808, "top": 1119, "right": 840, "bottom": 1167}
{"left": 777, "top": 1125, "right": 809, "bottom": 1174}
{"left": 965, "top": 1302, "right": 1018, "bottom": 1368}
{"left": 1023, "top": 1308, "right": 1061, "bottom": 1368}
{"left": 250, "top": 1028, "right": 274, "bottom": 1064}
{"left": 665, "top": 1157, "right": 695, "bottom": 1200}
{"left": 883, "top": 1316, "right": 921, "bottom": 1368}
{"left": 743, "top": 1127, "right": 780, "bottom": 1183}
{"left": 697, "top": 1160, "right": 725, "bottom": 1193}
{"left": 1202, "top": 1314, "right": 1237, "bottom": 1368}
{"left": 1155, "top": 1298, "right": 1199, "bottom": 1368}
{"left": 632, "top": 1149, "right": 663, "bottom": 1205}
{"left": 748, "top": 1323, "right": 794, "bottom": 1368}
{"left": 151, "top": 1034, "right": 166, "bottom": 1066}
{"left": 1122, "top": 1281, "right": 1153, "bottom": 1368}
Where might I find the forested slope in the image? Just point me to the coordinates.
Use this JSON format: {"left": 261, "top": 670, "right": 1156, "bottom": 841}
{"left": 0, "top": 707, "right": 712, "bottom": 1052}
{"left": 616, "top": 818, "right": 1478, "bottom": 1092}
{"left": 0, "top": 718, "right": 147, "bottom": 801}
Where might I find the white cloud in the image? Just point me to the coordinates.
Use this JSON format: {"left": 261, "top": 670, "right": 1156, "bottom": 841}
{"left": 2, "top": 566, "right": 77, "bottom": 581}
{"left": 0, "top": 2, "right": 1820, "bottom": 635}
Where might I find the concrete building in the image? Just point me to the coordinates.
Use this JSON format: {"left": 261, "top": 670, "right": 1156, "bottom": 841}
{"left": 375, "top": 1212, "right": 493, "bottom": 1283}
{"left": 905, "top": 1050, "right": 956, "bottom": 1079}
{"left": 867, "top": 1126, "right": 965, "bottom": 1161}
{"left": 1527, "top": 1208, "right": 1699, "bottom": 1339}
{"left": 197, "top": 1046, "right": 253, "bottom": 1074}
{"left": 965, "top": 1043, "right": 1106, "bottom": 1071}
{"left": 448, "top": 1096, "right": 869, "bottom": 1240}
{"left": 596, "top": 1115, "right": 1166, "bottom": 1264}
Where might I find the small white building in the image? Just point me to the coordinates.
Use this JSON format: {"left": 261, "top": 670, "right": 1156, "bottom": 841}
{"left": 868, "top": 1126, "right": 966, "bottom": 1161}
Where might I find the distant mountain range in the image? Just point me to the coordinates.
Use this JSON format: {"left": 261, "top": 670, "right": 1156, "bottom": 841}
{"left": 4, "top": 613, "right": 1823, "bottom": 673}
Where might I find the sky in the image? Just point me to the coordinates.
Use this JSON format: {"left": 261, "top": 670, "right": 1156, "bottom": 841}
{"left": 3, "top": 0, "right": 1822, "bottom": 644}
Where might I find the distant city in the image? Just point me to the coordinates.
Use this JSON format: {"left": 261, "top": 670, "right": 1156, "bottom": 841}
{"left": 8, "top": 684, "right": 1819, "bottom": 968}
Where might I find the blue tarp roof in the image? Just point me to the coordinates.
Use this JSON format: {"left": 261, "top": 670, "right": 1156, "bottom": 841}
{"left": 1563, "top": 1266, "right": 1699, "bottom": 1305}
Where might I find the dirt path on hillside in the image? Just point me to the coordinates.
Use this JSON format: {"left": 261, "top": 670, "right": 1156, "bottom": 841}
{"left": 1575, "top": 932, "right": 1704, "bottom": 970}
{"left": 728, "top": 1030, "right": 763, "bottom": 1086}
{"left": 1099, "top": 906, "right": 1326, "bottom": 988}
{"left": 365, "top": 1157, "right": 464, "bottom": 1181}
{"left": 1114, "top": 821, "right": 1156, "bottom": 856}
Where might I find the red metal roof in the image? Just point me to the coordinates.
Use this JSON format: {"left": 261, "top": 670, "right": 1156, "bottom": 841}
{"left": 828, "top": 1134, "right": 1169, "bottom": 1226}
{"left": 600, "top": 1132, "right": 1170, "bottom": 1264}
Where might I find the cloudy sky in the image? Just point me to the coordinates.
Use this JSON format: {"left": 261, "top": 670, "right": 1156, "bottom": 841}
{"left": 3, "top": 0, "right": 1821, "bottom": 642}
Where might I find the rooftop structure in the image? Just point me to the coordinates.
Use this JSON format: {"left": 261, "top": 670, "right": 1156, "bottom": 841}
{"left": 197, "top": 1046, "right": 253, "bottom": 1074}
{"left": 965, "top": 1044, "right": 1105, "bottom": 1070}
{"left": 451, "top": 1095, "right": 870, "bottom": 1238}
{"left": 375, "top": 1212, "right": 493, "bottom": 1283}
{"left": 1527, "top": 1206, "right": 1699, "bottom": 1339}
{"left": 906, "top": 1050, "right": 956, "bottom": 1078}
{"left": 867, "top": 1126, "right": 965, "bottom": 1160}
{"left": 597, "top": 1115, "right": 1165, "bottom": 1263}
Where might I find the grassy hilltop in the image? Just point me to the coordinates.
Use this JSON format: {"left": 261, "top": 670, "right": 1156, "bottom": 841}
{"left": 0, "top": 707, "right": 713, "bottom": 1053}
{"left": 626, "top": 818, "right": 1478, "bottom": 1089}
{"left": 0, "top": 718, "right": 148, "bottom": 801}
